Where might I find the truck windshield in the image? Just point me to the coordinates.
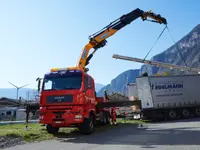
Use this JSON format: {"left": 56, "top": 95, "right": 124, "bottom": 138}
{"left": 43, "top": 76, "right": 82, "bottom": 91}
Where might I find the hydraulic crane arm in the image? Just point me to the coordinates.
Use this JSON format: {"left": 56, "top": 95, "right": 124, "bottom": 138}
{"left": 76, "top": 8, "right": 167, "bottom": 72}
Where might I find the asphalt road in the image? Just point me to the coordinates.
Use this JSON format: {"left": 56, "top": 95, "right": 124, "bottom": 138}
{"left": 4, "top": 118, "right": 200, "bottom": 150}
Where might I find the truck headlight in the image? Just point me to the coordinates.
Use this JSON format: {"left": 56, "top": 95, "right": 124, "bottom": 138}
{"left": 39, "top": 116, "right": 44, "bottom": 119}
{"left": 75, "top": 115, "right": 82, "bottom": 119}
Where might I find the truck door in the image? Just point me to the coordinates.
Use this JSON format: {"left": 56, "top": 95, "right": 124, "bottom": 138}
{"left": 136, "top": 77, "right": 154, "bottom": 109}
{"left": 84, "top": 76, "right": 96, "bottom": 104}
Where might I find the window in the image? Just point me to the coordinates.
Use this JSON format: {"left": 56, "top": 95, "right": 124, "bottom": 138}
{"left": 88, "top": 77, "right": 92, "bottom": 88}
{"left": 43, "top": 76, "right": 82, "bottom": 90}
{"left": 84, "top": 76, "right": 88, "bottom": 90}
{"left": 84, "top": 76, "right": 93, "bottom": 90}
{"left": 6, "top": 111, "right": 11, "bottom": 115}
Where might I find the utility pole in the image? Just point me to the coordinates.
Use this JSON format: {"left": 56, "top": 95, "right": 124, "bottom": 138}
{"left": 8, "top": 82, "right": 29, "bottom": 100}
{"left": 26, "top": 91, "right": 30, "bottom": 100}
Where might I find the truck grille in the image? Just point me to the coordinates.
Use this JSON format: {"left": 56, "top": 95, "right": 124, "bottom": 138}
{"left": 46, "top": 95, "right": 73, "bottom": 104}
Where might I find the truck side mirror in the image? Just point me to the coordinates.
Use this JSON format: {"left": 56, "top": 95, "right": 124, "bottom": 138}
{"left": 142, "top": 72, "right": 148, "bottom": 77}
{"left": 36, "top": 77, "right": 41, "bottom": 92}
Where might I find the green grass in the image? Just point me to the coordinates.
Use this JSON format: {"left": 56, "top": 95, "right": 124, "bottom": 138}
{"left": 0, "top": 123, "right": 77, "bottom": 142}
{"left": 116, "top": 119, "right": 148, "bottom": 124}
{"left": 0, "top": 119, "right": 147, "bottom": 143}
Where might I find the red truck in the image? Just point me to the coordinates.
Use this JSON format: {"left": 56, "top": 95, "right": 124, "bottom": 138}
{"left": 37, "top": 8, "right": 167, "bottom": 135}
{"left": 38, "top": 70, "right": 111, "bottom": 134}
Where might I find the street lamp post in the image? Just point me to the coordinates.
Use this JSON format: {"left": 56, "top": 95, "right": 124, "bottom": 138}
{"left": 8, "top": 82, "right": 29, "bottom": 100}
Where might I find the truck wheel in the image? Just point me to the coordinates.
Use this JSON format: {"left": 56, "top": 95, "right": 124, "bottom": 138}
{"left": 168, "top": 110, "right": 177, "bottom": 119}
{"left": 195, "top": 108, "right": 200, "bottom": 116}
{"left": 182, "top": 109, "right": 190, "bottom": 118}
{"left": 79, "top": 115, "right": 94, "bottom": 135}
{"left": 46, "top": 124, "right": 59, "bottom": 134}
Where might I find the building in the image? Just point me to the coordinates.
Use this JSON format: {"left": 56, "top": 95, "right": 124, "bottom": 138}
{"left": 127, "top": 83, "right": 140, "bottom": 112}
{"left": 0, "top": 97, "right": 21, "bottom": 121}
{"left": 0, "top": 97, "right": 20, "bottom": 108}
{"left": 0, "top": 107, "right": 19, "bottom": 121}
{"left": 127, "top": 83, "right": 138, "bottom": 100}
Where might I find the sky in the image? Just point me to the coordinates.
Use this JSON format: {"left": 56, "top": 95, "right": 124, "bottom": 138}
{"left": 0, "top": 0, "right": 200, "bottom": 89}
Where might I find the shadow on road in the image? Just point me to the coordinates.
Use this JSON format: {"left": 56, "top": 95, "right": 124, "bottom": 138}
{"left": 147, "top": 117, "right": 200, "bottom": 124}
{"left": 53, "top": 122, "right": 200, "bottom": 147}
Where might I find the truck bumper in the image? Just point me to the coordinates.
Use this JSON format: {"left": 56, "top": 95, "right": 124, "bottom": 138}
{"left": 39, "top": 109, "right": 84, "bottom": 127}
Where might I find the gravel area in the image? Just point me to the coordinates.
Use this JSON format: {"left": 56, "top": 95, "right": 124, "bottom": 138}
{"left": 2, "top": 118, "right": 200, "bottom": 150}
{"left": 0, "top": 136, "right": 25, "bottom": 149}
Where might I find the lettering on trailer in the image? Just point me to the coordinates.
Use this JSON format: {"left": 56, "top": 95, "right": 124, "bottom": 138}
{"left": 150, "top": 80, "right": 183, "bottom": 90}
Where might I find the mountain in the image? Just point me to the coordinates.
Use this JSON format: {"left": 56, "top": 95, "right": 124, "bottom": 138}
{"left": 98, "top": 24, "right": 200, "bottom": 96}
{"left": 0, "top": 88, "right": 38, "bottom": 100}
{"left": 0, "top": 83, "right": 105, "bottom": 99}
{"left": 97, "top": 69, "right": 140, "bottom": 96}
{"left": 141, "top": 24, "right": 200, "bottom": 75}
{"left": 95, "top": 83, "right": 105, "bottom": 93}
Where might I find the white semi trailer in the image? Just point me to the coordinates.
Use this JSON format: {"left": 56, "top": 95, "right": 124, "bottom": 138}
{"left": 136, "top": 74, "right": 200, "bottom": 120}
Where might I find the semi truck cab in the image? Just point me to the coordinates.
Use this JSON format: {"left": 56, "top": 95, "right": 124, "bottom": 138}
{"left": 38, "top": 69, "right": 97, "bottom": 134}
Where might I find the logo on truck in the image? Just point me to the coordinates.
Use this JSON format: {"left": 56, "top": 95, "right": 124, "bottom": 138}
{"left": 150, "top": 80, "right": 183, "bottom": 90}
{"left": 100, "top": 33, "right": 108, "bottom": 39}
{"left": 81, "top": 49, "right": 87, "bottom": 59}
{"left": 54, "top": 96, "right": 64, "bottom": 102}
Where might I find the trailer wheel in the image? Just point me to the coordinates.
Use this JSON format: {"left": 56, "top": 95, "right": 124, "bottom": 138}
{"left": 195, "top": 108, "right": 200, "bottom": 116}
{"left": 79, "top": 114, "right": 94, "bottom": 135}
{"left": 182, "top": 109, "right": 190, "bottom": 118}
{"left": 46, "top": 124, "right": 59, "bottom": 134}
{"left": 168, "top": 110, "right": 177, "bottom": 119}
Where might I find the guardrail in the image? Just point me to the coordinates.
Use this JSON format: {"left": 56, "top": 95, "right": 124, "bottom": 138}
{"left": 0, "top": 120, "right": 38, "bottom": 125}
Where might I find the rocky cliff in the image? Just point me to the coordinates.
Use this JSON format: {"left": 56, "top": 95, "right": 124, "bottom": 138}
{"left": 141, "top": 24, "right": 200, "bottom": 75}
{"left": 97, "top": 69, "right": 140, "bottom": 96}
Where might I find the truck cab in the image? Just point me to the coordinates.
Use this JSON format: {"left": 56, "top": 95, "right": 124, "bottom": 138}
{"left": 38, "top": 69, "right": 97, "bottom": 134}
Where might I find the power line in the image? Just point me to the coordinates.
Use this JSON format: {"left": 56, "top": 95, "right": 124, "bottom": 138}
{"left": 142, "top": 25, "right": 167, "bottom": 74}
{"left": 166, "top": 26, "right": 188, "bottom": 67}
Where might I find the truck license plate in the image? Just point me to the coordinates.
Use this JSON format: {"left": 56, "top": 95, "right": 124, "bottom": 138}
{"left": 55, "top": 121, "right": 62, "bottom": 124}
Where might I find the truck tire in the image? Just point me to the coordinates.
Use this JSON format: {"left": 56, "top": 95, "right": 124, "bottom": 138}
{"left": 168, "top": 110, "right": 177, "bottom": 119}
{"left": 79, "top": 114, "right": 94, "bottom": 135}
{"left": 46, "top": 124, "right": 59, "bottom": 134}
{"left": 181, "top": 109, "right": 190, "bottom": 118}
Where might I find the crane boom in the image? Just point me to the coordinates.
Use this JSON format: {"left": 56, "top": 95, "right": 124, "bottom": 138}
{"left": 112, "top": 54, "right": 200, "bottom": 73}
{"left": 76, "top": 8, "right": 167, "bottom": 72}
{"left": 50, "top": 8, "right": 167, "bottom": 73}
